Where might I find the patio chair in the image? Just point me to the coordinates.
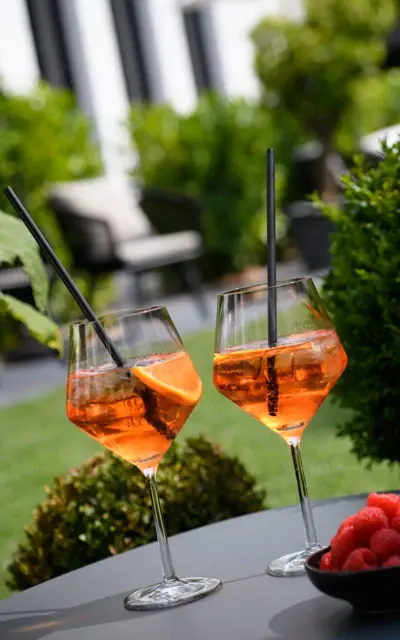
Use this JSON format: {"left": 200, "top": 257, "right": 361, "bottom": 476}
{"left": 48, "top": 177, "right": 208, "bottom": 316}
{"left": 139, "top": 186, "right": 203, "bottom": 236}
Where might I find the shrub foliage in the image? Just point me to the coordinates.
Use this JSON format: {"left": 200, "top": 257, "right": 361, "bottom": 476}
{"left": 319, "top": 141, "right": 400, "bottom": 464}
{"left": 128, "top": 92, "right": 288, "bottom": 279}
{"left": 8, "top": 436, "right": 266, "bottom": 591}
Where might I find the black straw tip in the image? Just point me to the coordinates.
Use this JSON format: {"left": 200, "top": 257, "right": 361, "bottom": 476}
{"left": 266, "top": 147, "right": 278, "bottom": 346}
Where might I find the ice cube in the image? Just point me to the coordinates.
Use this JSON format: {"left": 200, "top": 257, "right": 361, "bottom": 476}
{"left": 91, "top": 368, "right": 134, "bottom": 403}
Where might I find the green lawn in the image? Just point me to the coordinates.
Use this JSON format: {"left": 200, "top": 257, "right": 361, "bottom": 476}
{"left": 1, "top": 330, "right": 399, "bottom": 599}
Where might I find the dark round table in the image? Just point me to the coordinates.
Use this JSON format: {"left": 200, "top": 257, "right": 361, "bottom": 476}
{"left": 1, "top": 494, "right": 400, "bottom": 639}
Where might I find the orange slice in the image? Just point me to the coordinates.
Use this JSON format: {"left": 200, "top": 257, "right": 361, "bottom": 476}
{"left": 214, "top": 348, "right": 266, "bottom": 366}
{"left": 214, "top": 339, "right": 315, "bottom": 365}
{"left": 132, "top": 352, "right": 202, "bottom": 406}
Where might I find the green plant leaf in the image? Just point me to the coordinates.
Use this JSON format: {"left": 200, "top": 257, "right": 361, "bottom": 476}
{"left": 0, "top": 293, "right": 63, "bottom": 355}
{"left": 0, "top": 210, "right": 48, "bottom": 313}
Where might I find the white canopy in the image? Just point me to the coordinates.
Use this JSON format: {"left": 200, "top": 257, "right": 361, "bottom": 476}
{"left": 360, "top": 123, "right": 400, "bottom": 156}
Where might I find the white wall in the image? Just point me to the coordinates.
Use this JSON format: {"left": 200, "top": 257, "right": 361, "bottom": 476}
{"left": 280, "top": 0, "right": 305, "bottom": 22}
{"left": 205, "top": 0, "right": 304, "bottom": 99}
{"left": 0, "top": 0, "right": 39, "bottom": 94}
{"left": 139, "top": 0, "right": 304, "bottom": 105}
{"left": 60, "top": 0, "right": 133, "bottom": 174}
{"left": 139, "top": 0, "right": 198, "bottom": 113}
{"left": 0, "top": 0, "right": 304, "bottom": 175}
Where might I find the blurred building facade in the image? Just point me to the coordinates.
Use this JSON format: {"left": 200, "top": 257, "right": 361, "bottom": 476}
{"left": 0, "top": 0, "right": 303, "bottom": 173}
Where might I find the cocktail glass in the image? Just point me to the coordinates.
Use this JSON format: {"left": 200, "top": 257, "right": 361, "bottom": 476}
{"left": 67, "top": 306, "right": 221, "bottom": 609}
{"left": 213, "top": 278, "right": 347, "bottom": 577}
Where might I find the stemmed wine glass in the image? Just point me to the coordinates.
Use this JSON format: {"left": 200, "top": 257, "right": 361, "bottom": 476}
{"left": 67, "top": 306, "right": 221, "bottom": 609}
{"left": 213, "top": 278, "right": 347, "bottom": 577}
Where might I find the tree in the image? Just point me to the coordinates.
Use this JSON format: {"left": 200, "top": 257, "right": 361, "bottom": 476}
{"left": 252, "top": 0, "right": 396, "bottom": 198}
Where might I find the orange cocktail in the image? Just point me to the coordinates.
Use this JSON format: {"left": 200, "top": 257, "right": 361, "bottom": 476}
{"left": 214, "top": 329, "right": 347, "bottom": 442}
{"left": 67, "top": 352, "right": 202, "bottom": 473}
{"left": 67, "top": 307, "right": 221, "bottom": 610}
{"left": 213, "top": 278, "right": 347, "bottom": 577}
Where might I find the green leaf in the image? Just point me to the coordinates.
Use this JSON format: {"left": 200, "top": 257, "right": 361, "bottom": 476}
{"left": 0, "top": 211, "right": 48, "bottom": 313}
{"left": 0, "top": 293, "right": 63, "bottom": 355}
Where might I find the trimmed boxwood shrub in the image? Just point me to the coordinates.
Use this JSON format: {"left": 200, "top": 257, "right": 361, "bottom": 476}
{"left": 319, "top": 140, "right": 400, "bottom": 464}
{"left": 8, "top": 436, "right": 266, "bottom": 591}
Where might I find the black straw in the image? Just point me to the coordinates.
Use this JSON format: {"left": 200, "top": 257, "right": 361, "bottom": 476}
{"left": 265, "top": 150, "right": 278, "bottom": 417}
{"left": 3, "top": 186, "right": 125, "bottom": 368}
{"left": 266, "top": 148, "right": 277, "bottom": 347}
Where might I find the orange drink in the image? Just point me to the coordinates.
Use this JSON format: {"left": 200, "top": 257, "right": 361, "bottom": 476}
{"left": 214, "top": 329, "right": 347, "bottom": 441}
{"left": 67, "top": 351, "right": 202, "bottom": 473}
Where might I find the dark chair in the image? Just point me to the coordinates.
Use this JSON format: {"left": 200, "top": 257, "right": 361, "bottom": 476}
{"left": 139, "top": 186, "right": 208, "bottom": 307}
{"left": 48, "top": 178, "right": 208, "bottom": 317}
{"left": 140, "top": 187, "right": 203, "bottom": 235}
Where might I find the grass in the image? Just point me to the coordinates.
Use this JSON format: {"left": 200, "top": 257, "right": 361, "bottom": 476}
{"left": 1, "top": 330, "right": 399, "bottom": 599}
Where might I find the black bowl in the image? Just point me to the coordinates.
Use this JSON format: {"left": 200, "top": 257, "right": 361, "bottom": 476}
{"left": 305, "top": 547, "right": 400, "bottom": 614}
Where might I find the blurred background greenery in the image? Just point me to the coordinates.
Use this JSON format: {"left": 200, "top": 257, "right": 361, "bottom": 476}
{"left": 1, "top": 0, "right": 400, "bottom": 599}
{"left": 1, "top": 0, "right": 399, "bottom": 292}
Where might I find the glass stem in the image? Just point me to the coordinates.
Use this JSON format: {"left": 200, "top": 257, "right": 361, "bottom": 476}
{"left": 147, "top": 472, "right": 177, "bottom": 582}
{"left": 289, "top": 440, "right": 319, "bottom": 549}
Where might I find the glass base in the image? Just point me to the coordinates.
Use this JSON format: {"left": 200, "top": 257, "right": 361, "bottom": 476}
{"left": 124, "top": 576, "right": 222, "bottom": 611}
{"left": 267, "top": 544, "right": 323, "bottom": 577}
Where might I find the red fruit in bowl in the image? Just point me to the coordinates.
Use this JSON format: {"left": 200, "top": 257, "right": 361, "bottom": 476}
{"left": 352, "top": 507, "right": 389, "bottom": 544}
{"left": 330, "top": 515, "right": 358, "bottom": 550}
{"left": 370, "top": 528, "right": 400, "bottom": 562}
{"left": 367, "top": 493, "right": 400, "bottom": 521}
{"left": 331, "top": 525, "right": 359, "bottom": 569}
{"left": 382, "top": 555, "right": 400, "bottom": 568}
{"left": 342, "top": 548, "right": 378, "bottom": 572}
{"left": 320, "top": 551, "right": 332, "bottom": 571}
{"left": 337, "top": 514, "right": 358, "bottom": 536}
{"left": 391, "top": 516, "right": 400, "bottom": 534}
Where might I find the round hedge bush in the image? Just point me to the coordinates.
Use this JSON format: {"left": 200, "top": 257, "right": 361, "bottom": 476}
{"left": 319, "top": 140, "right": 400, "bottom": 464}
{"left": 8, "top": 436, "right": 266, "bottom": 591}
